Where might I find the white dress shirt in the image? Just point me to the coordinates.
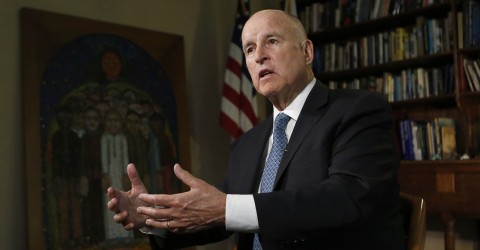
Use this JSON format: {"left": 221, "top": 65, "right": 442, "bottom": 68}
{"left": 225, "top": 78, "right": 316, "bottom": 232}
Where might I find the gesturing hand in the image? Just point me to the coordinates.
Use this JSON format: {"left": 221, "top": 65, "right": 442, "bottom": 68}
{"left": 137, "top": 164, "right": 227, "bottom": 234}
{"left": 107, "top": 163, "right": 150, "bottom": 230}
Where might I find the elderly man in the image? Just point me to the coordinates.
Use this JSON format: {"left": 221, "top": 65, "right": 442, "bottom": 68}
{"left": 107, "top": 9, "right": 405, "bottom": 250}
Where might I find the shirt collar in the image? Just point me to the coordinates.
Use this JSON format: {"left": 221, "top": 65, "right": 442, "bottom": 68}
{"left": 273, "top": 78, "right": 316, "bottom": 122}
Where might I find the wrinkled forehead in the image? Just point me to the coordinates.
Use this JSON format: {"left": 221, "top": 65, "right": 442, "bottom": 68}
{"left": 242, "top": 12, "right": 292, "bottom": 42}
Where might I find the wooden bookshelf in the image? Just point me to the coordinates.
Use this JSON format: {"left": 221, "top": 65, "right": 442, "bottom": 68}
{"left": 297, "top": 0, "right": 480, "bottom": 249}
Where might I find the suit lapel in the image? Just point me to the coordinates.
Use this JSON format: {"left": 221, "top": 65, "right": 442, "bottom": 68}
{"left": 274, "top": 82, "right": 330, "bottom": 187}
{"left": 236, "top": 118, "right": 272, "bottom": 194}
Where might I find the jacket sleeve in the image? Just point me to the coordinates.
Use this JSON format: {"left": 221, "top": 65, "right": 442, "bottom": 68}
{"left": 149, "top": 225, "right": 233, "bottom": 249}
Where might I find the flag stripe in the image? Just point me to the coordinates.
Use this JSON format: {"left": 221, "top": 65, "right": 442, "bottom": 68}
{"left": 224, "top": 61, "right": 241, "bottom": 92}
{"left": 222, "top": 85, "right": 240, "bottom": 111}
{"left": 220, "top": 112, "right": 241, "bottom": 138}
{"left": 221, "top": 96, "right": 240, "bottom": 125}
{"left": 226, "top": 57, "right": 242, "bottom": 80}
{"left": 229, "top": 44, "right": 244, "bottom": 69}
{"left": 239, "top": 78, "right": 257, "bottom": 125}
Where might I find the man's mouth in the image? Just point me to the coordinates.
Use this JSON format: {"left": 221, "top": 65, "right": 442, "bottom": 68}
{"left": 259, "top": 69, "right": 273, "bottom": 78}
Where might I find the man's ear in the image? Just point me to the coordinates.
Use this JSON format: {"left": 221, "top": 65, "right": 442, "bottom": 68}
{"left": 303, "top": 39, "right": 314, "bottom": 65}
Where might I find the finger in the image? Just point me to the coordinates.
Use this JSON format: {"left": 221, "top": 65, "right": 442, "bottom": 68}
{"left": 127, "top": 163, "right": 144, "bottom": 189}
{"left": 145, "top": 219, "right": 189, "bottom": 234}
{"left": 107, "top": 187, "right": 116, "bottom": 199}
{"left": 113, "top": 211, "right": 129, "bottom": 223}
{"left": 138, "top": 193, "right": 169, "bottom": 206}
{"left": 173, "top": 163, "right": 198, "bottom": 188}
{"left": 123, "top": 222, "right": 135, "bottom": 230}
{"left": 107, "top": 198, "right": 118, "bottom": 211}
{"left": 145, "top": 218, "right": 169, "bottom": 230}
{"left": 137, "top": 206, "right": 171, "bottom": 220}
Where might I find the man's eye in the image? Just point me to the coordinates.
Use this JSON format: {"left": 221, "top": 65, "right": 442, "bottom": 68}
{"left": 246, "top": 47, "right": 254, "bottom": 54}
{"left": 268, "top": 39, "right": 277, "bottom": 44}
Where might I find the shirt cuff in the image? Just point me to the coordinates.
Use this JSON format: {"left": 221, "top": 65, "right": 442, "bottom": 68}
{"left": 139, "top": 227, "right": 167, "bottom": 237}
{"left": 225, "top": 194, "right": 259, "bottom": 232}
{"left": 140, "top": 227, "right": 167, "bottom": 248}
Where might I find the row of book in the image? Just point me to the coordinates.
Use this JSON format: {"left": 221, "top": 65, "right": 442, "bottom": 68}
{"left": 325, "top": 64, "right": 454, "bottom": 102}
{"left": 462, "top": 57, "right": 480, "bottom": 92}
{"left": 312, "top": 15, "right": 453, "bottom": 74}
{"left": 458, "top": 0, "right": 480, "bottom": 49}
{"left": 298, "top": 0, "right": 446, "bottom": 33}
{"left": 398, "top": 118, "right": 457, "bottom": 161}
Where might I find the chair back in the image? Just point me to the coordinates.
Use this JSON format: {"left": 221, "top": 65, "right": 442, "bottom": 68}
{"left": 400, "top": 192, "right": 426, "bottom": 250}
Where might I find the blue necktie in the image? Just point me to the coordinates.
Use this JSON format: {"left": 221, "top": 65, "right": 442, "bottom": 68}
{"left": 253, "top": 112, "right": 291, "bottom": 250}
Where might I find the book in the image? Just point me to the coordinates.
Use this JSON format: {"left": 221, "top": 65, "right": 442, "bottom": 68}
{"left": 463, "top": 58, "right": 479, "bottom": 92}
{"left": 433, "top": 19, "right": 444, "bottom": 53}
{"left": 370, "top": 0, "right": 382, "bottom": 19}
{"left": 471, "top": 1, "right": 480, "bottom": 46}
{"left": 328, "top": 81, "right": 338, "bottom": 89}
{"left": 416, "top": 121, "right": 428, "bottom": 160}
{"left": 431, "top": 67, "right": 441, "bottom": 96}
{"left": 379, "top": 0, "right": 391, "bottom": 18}
{"left": 444, "top": 12, "right": 453, "bottom": 50}
{"left": 395, "top": 28, "right": 407, "bottom": 61}
{"left": 399, "top": 120, "right": 415, "bottom": 160}
{"left": 441, "top": 125, "right": 457, "bottom": 160}
{"left": 415, "top": 16, "right": 426, "bottom": 57}
{"left": 458, "top": 11, "right": 464, "bottom": 49}
{"left": 416, "top": 68, "right": 426, "bottom": 98}
{"left": 435, "top": 117, "right": 457, "bottom": 160}
{"left": 472, "top": 59, "right": 480, "bottom": 91}
{"left": 426, "top": 121, "right": 436, "bottom": 160}
{"left": 411, "top": 121, "right": 423, "bottom": 160}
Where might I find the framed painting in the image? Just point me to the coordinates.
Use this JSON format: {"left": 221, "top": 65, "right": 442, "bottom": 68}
{"left": 20, "top": 8, "right": 190, "bottom": 250}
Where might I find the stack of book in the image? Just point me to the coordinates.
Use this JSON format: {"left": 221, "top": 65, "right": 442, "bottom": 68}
{"left": 312, "top": 15, "right": 452, "bottom": 74}
{"left": 299, "top": 0, "right": 446, "bottom": 33}
{"left": 457, "top": 0, "right": 480, "bottom": 49}
{"left": 325, "top": 64, "right": 454, "bottom": 102}
{"left": 398, "top": 117, "right": 457, "bottom": 160}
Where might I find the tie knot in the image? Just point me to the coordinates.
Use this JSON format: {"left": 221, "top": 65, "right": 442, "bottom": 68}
{"left": 275, "top": 113, "right": 290, "bottom": 131}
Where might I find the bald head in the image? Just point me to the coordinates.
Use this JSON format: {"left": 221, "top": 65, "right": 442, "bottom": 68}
{"left": 242, "top": 9, "right": 307, "bottom": 48}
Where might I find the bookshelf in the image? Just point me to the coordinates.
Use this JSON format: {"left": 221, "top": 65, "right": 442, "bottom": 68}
{"left": 296, "top": 0, "right": 480, "bottom": 249}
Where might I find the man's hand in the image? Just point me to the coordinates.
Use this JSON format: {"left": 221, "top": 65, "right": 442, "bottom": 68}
{"left": 137, "top": 164, "right": 227, "bottom": 234}
{"left": 107, "top": 163, "right": 150, "bottom": 230}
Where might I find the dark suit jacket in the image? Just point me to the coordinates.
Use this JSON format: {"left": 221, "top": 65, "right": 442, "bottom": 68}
{"left": 151, "top": 82, "right": 405, "bottom": 250}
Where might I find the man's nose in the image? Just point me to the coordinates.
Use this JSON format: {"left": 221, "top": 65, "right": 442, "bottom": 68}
{"left": 254, "top": 46, "right": 268, "bottom": 64}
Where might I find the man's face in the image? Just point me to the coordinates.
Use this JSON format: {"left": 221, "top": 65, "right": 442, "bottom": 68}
{"left": 105, "top": 111, "right": 122, "bottom": 135}
{"left": 125, "top": 113, "right": 140, "bottom": 133}
{"left": 101, "top": 51, "right": 122, "bottom": 80}
{"left": 242, "top": 11, "right": 310, "bottom": 102}
{"left": 84, "top": 110, "right": 100, "bottom": 132}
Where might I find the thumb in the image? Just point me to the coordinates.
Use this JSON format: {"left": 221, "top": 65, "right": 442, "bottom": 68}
{"left": 173, "top": 163, "right": 197, "bottom": 188}
{"left": 127, "top": 163, "right": 145, "bottom": 190}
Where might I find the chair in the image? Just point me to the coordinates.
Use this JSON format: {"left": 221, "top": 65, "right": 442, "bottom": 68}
{"left": 400, "top": 192, "right": 427, "bottom": 250}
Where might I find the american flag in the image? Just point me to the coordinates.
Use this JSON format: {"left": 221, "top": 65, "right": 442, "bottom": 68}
{"left": 220, "top": 0, "right": 258, "bottom": 139}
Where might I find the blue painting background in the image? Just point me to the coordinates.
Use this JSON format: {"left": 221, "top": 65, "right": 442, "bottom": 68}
{"left": 39, "top": 33, "right": 179, "bottom": 249}
{"left": 40, "top": 33, "right": 178, "bottom": 139}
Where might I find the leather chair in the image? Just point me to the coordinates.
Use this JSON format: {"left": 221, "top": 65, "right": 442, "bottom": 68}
{"left": 400, "top": 192, "right": 427, "bottom": 250}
